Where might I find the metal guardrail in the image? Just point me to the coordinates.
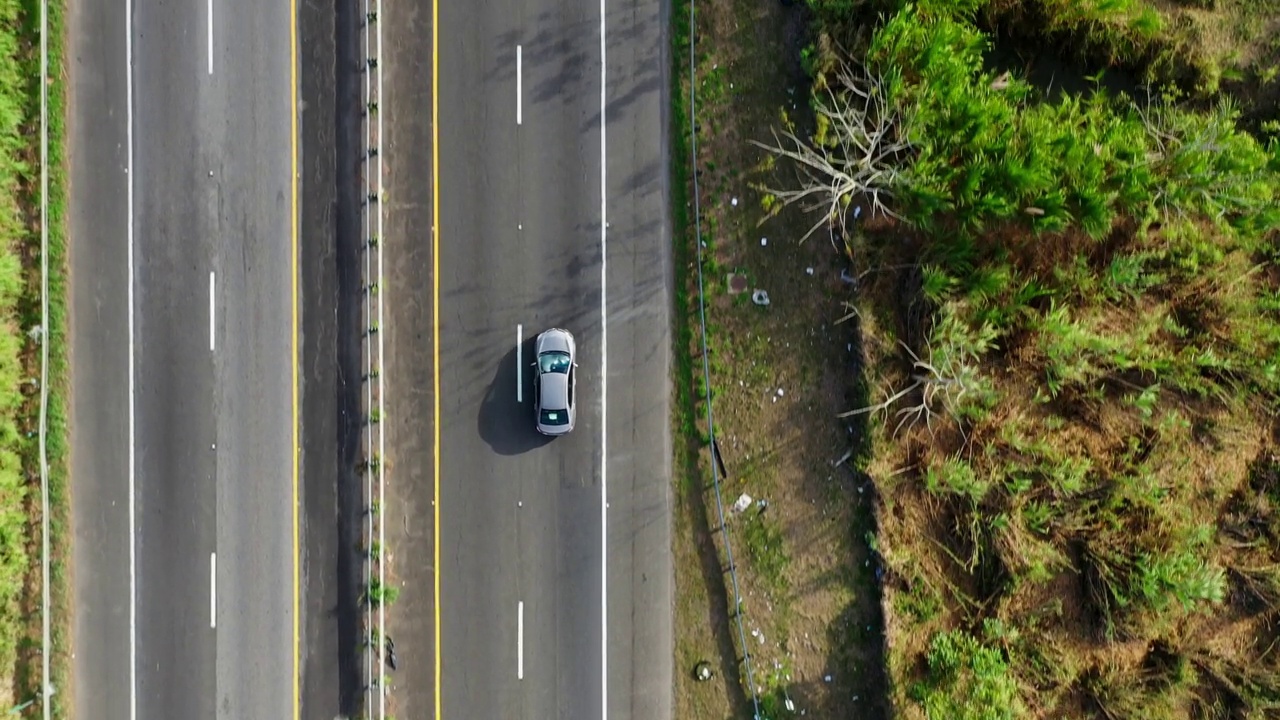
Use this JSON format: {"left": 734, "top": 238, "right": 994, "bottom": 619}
{"left": 361, "top": 0, "right": 389, "bottom": 716}
{"left": 684, "top": 0, "right": 763, "bottom": 715}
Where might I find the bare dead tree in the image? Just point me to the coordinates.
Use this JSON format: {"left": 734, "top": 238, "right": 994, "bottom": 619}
{"left": 750, "top": 60, "right": 915, "bottom": 243}
{"left": 839, "top": 339, "right": 973, "bottom": 442}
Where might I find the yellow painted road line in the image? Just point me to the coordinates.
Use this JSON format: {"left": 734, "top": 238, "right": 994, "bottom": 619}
{"left": 432, "top": 0, "right": 442, "bottom": 712}
{"left": 290, "top": 0, "right": 301, "bottom": 713}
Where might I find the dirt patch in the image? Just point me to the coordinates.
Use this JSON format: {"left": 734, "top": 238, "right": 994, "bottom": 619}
{"left": 672, "top": 0, "right": 888, "bottom": 716}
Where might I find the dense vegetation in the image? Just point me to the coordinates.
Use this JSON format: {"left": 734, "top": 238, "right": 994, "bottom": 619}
{"left": 760, "top": 0, "right": 1280, "bottom": 717}
{"left": 0, "top": 0, "right": 69, "bottom": 713}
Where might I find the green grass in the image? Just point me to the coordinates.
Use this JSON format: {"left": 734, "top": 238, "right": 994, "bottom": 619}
{"left": 908, "top": 625, "right": 1023, "bottom": 720}
{"left": 670, "top": 0, "right": 727, "bottom": 716}
{"left": 1, "top": 0, "right": 71, "bottom": 714}
{"left": 0, "top": 0, "right": 33, "bottom": 698}
{"left": 365, "top": 578, "right": 399, "bottom": 607}
{"left": 669, "top": 0, "right": 764, "bottom": 715}
{"left": 738, "top": 511, "right": 789, "bottom": 596}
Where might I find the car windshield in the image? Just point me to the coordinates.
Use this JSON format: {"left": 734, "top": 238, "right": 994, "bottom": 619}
{"left": 538, "top": 351, "right": 571, "bottom": 374}
{"left": 540, "top": 408, "right": 570, "bottom": 426}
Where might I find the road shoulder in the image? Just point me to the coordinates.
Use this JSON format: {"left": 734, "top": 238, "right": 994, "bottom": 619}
{"left": 66, "top": 0, "right": 132, "bottom": 715}
{"left": 380, "top": 0, "right": 437, "bottom": 715}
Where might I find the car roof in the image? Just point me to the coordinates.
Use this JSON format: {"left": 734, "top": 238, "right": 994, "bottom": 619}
{"left": 539, "top": 372, "right": 571, "bottom": 410}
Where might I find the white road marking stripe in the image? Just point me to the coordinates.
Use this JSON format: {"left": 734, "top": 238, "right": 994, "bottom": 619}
{"left": 126, "top": 0, "right": 138, "bottom": 712}
{"left": 209, "top": 271, "right": 216, "bottom": 351}
{"left": 210, "top": 553, "right": 217, "bottom": 628}
{"left": 516, "top": 324, "right": 523, "bottom": 402}
{"left": 517, "top": 600, "right": 524, "bottom": 680}
{"left": 516, "top": 45, "right": 522, "bottom": 125}
{"left": 206, "top": 0, "right": 213, "bottom": 75}
{"left": 599, "top": 0, "right": 609, "bottom": 715}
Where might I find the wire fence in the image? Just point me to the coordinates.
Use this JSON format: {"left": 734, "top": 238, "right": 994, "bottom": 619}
{"left": 360, "top": 1, "right": 389, "bottom": 717}
{"left": 38, "top": 0, "right": 53, "bottom": 716}
{"left": 684, "top": 0, "right": 763, "bottom": 715}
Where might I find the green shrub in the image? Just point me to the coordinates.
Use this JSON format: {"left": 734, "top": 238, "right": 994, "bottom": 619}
{"left": 909, "top": 628, "right": 1022, "bottom": 720}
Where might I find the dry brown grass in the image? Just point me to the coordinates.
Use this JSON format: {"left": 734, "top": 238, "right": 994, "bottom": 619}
{"left": 849, "top": 207, "right": 1280, "bottom": 717}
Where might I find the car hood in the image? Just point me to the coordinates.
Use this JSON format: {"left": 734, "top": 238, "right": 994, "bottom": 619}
{"left": 536, "top": 330, "right": 573, "bottom": 356}
{"left": 539, "top": 372, "right": 571, "bottom": 409}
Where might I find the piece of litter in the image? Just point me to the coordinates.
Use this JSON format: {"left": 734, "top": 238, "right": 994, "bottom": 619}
{"left": 805, "top": 267, "right": 814, "bottom": 275}
{"left": 824, "top": 675, "right": 833, "bottom": 683}
{"left": 732, "top": 494, "right": 753, "bottom": 513}
{"left": 751, "top": 289, "right": 770, "bottom": 306}
{"left": 760, "top": 237, "right": 768, "bottom": 246}
{"left": 776, "top": 388, "right": 784, "bottom": 396}
{"left": 731, "top": 197, "right": 738, "bottom": 207}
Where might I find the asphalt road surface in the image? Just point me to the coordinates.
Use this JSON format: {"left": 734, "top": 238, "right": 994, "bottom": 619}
{"left": 436, "top": 0, "right": 674, "bottom": 717}
{"left": 69, "top": 0, "right": 297, "bottom": 718}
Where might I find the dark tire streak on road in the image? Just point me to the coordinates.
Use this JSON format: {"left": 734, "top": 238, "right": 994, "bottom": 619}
{"left": 333, "top": 0, "right": 366, "bottom": 711}
{"left": 299, "top": 0, "right": 364, "bottom": 715}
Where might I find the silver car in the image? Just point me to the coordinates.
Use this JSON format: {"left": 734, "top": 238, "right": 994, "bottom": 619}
{"left": 533, "top": 328, "right": 578, "bottom": 435}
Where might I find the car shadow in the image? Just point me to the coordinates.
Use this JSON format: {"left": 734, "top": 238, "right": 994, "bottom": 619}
{"left": 478, "top": 339, "right": 554, "bottom": 455}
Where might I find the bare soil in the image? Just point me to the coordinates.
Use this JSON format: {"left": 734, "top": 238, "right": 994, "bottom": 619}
{"left": 673, "top": 0, "right": 888, "bottom": 717}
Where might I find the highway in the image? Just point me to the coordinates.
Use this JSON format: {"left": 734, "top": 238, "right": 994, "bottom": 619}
{"left": 430, "top": 0, "right": 675, "bottom": 717}
{"left": 69, "top": 0, "right": 297, "bottom": 719}
{"left": 67, "top": 0, "right": 672, "bottom": 717}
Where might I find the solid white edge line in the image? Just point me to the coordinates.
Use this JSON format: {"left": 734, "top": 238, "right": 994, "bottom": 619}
{"left": 599, "top": 0, "right": 608, "bottom": 716}
{"left": 206, "top": 0, "right": 212, "bottom": 74}
{"left": 516, "top": 45, "right": 522, "bottom": 125}
{"left": 210, "top": 553, "right": 217, "bottom": 628}
{"left": 517, "top": 600, "right": 524, "bottom": 680}
{"left": 209, "top": 271, "right": 216, "bottom": 351}
{"left": 516, "top": 324, "right": 523, "bottom": 402}
{"left": 126, "top": 0, "right": 138, "bottom": 713}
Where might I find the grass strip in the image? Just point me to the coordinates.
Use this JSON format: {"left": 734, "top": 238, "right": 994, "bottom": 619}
{"left": 1, "top": 0, "right": 71, "bottom": 714}
{"left": 668, "top": 0, "right": 758, "bottom": 715}
{"left": 40, "top": 0, "right": 70, "bottom": 710}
